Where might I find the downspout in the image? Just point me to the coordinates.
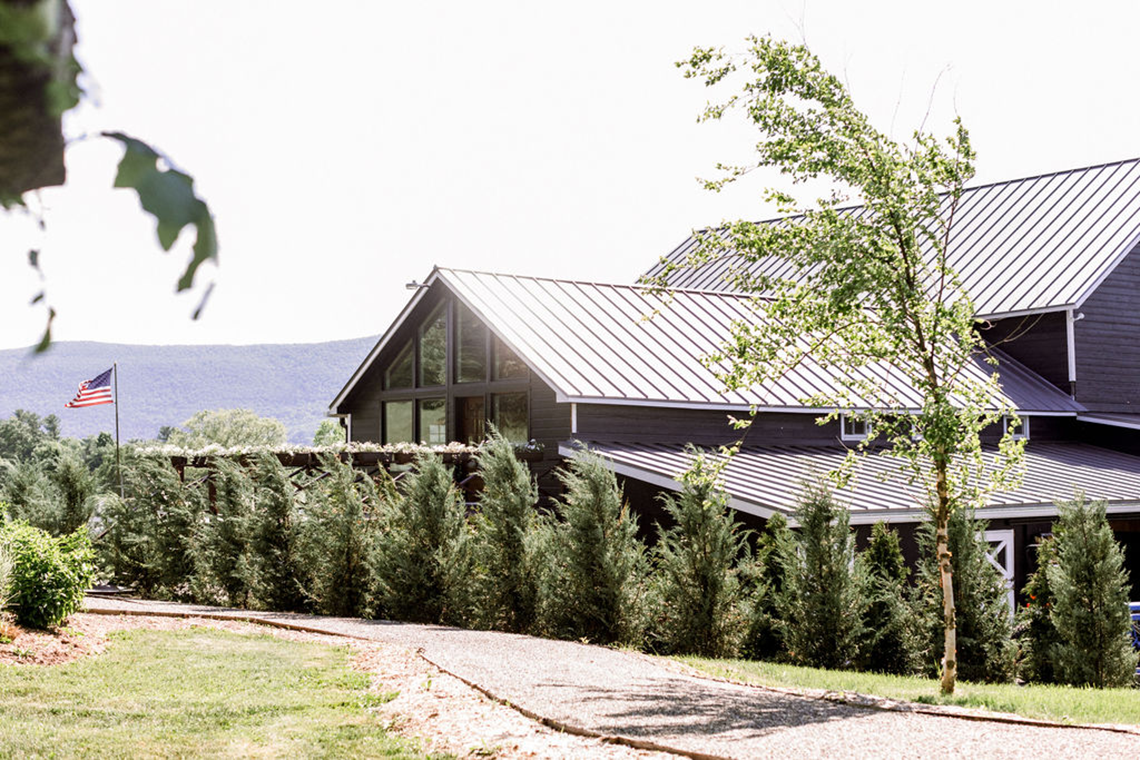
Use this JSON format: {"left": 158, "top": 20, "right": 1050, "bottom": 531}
{"left": 571, "top": 403, "right": 577, "bottom": 435}
{"left": 1066, "top": 309, "right": 1084, "bottom": 399}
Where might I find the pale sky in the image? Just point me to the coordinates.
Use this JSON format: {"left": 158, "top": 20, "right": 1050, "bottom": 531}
{"left": 1, "top": 0, "right": 1138, "bottom": 350}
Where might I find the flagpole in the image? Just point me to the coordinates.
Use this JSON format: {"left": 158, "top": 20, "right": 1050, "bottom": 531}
{"left": 114, "top": 361, "right": 123, "bottom": 498}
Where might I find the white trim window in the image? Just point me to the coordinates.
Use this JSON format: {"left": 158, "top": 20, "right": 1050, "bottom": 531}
{"left": 1003, "top": 414, "right": 1031, "bottom": 441}
{"left": 840, "top": 414, "right": 871, "bottom": 442}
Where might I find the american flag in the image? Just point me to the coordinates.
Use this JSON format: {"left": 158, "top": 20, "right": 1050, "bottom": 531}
{"left": 65, "top": 367, "right": 114, "bottom": 408}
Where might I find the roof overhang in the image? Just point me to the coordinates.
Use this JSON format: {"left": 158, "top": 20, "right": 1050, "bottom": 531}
{"left": 1076, "top": 413, "right": 1140, "bottom": 431}
{"left": 563, "top": 440, "right": 1140, "bottom": 526}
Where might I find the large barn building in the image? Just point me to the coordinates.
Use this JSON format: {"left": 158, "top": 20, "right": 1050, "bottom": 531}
{"left": 330, "top": 158, "right": 1140, "bottom": 599}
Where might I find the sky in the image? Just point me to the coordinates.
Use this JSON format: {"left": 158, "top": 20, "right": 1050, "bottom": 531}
{"left": 1, "top": 0, "right": 1138, "bottom": 351}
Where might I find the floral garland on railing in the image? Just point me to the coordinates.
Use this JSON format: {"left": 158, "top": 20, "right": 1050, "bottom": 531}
{"left": 135, "top": 439, "right": 545, "bottom": 460}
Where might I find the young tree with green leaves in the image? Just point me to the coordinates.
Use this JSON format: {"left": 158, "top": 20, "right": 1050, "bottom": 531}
{"left": 102, "top": 454, "right": 203, "bottom": 599}
{"left": 312, "top": 419, "right": 345, "bottom": 447}
{"left": 0, "top": 410, "right": 60, "bottom": 462}
{"left": 1047, "top": 494, "right": 1137, "bottom": 688}
{"left": 471, "top": 431, "right": 541, "bottom": 633}
{"left": 740, "top": 512, "right": 792, "bottom": 661}
{"left": 165, "top": 409, "right": 287, "bottom": 450}
{"left": 913, "top": 507, "right": 1014, "bottom": 683}
{"left": 650, "top": 448, "right": 750, "bottom": 657}
{"left": 777, "top": 483, "right": 863, "bottom": 669}
{"left": 665, "top": 37, "right": 1024, "bottom": 693}
{"left": 192, "top": 457, "right": 255, "bottom": 607}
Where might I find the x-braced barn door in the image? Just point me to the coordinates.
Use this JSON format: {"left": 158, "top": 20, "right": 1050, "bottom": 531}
{"left": 984, "top": 529, "right": 1015, "bottom": 617}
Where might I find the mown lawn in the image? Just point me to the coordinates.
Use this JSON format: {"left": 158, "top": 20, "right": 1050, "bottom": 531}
{"left": 0, "top": 627, "right": 439, "bottom": 759}
{"left": 677, "top": 656, "right": 1140, "bottom": 727}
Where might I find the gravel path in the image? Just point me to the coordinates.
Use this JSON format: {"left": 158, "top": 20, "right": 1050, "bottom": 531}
{"left": 84, "top": 596, "right": 1140, "bottom": 758}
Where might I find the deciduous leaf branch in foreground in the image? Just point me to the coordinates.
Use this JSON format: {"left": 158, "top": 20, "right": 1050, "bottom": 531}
{"left": 658, "top": 36, "right": 1025, "bottom": 694}
{"left": 0, "top": 2, "right": 218, "bottom": 351}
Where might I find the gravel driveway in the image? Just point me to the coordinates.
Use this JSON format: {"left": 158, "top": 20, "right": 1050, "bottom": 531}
{"left": 84, "top": 597, "right": 1140, "bottom": 758}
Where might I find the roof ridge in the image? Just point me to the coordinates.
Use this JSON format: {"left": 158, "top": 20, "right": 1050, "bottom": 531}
{"left": 435, "top": 266, "right": 762, "bottom": 299}
{"left": 679, "top": 157, "right": 1140, "bottom": 234}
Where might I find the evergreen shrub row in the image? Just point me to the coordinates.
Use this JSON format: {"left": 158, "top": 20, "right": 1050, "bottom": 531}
{"left": 8, "top": 436, "right": 1134, "bottom": 685}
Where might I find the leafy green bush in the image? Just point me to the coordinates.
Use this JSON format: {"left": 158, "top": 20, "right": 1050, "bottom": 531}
{"left": 537, "top": 449, "right": 647, "bottom": 646}
{"left": 299, "top": 454, "right": 384, "bottom": 618}
{"left": 470, "top": 432, "right": 541, "bottom": 633}
{"left": 913, "top": 507, "right": 1015, "bottom": 683}
{"left": 0, "top": 521, "right": 95, "bottom": 628}
{"left": 858, "top": 522, "right": 919, "bottom": 674}
{"left": 46, "top": 451, "right": 98, "bottom": 534}
{"left": 649, "top": 450, "right": 749, "bottom": 657}
{"left": 1047, "top": 494, "right": 1138, "bottom": 688}
{"left": 777, "top": 483, "right": 864, "bottom": 669}
{"left": 0, "top": 538, "right": 14, "bottom": 612}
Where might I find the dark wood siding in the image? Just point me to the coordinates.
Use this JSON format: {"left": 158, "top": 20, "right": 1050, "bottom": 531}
{"left": 575, "top": 405, "right": 843, "bottom": 446}
{"left": 978, "top": 312, "right": 1068, "bottom": 391}
{"left": 529, "top": 376, "right": 570, "bottom": 457}
{"left": 1075, "top": 243, "right": 1140, "bottom": 412}
{"left": 528, "top": 376, "right": 572, "bottom": 503}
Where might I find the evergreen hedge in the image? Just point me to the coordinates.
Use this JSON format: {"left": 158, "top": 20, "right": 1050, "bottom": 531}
{"left": 649, "top": 450, "right": 750, "bottom": 657}
{"left": 1047, "top": 494, "right": 1137, "bottom": 688}
{"left": 539, "top": 449, "right": 647, "bottom": 645}
{"left": 913, "top": 507, "right": 1015, "bottom": 683}
{"left": 777, "top": 483, "right": 864, "bottom": 669}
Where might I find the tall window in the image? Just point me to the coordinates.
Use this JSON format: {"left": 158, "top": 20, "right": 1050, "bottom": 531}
{"left": 492, "top": 392, "right": 528, "bottom": 442}
{"left": 456, "top": 302, "right": 487, "bottom": 383}
{"left": 492, "top": 334, "right": 527, "bottom": 380}
{"left": 384, "top": 341, "right": 413, "bottom": 390}
{"left": 457, "top": 396, "right": 486, "bottom": 444}
{"left": 418, "top": 398, "right": 447, "bottom": 444}
{"left": 419, "top": 306, "right": 446, "bottom": 387}
{"left": 383, "top": 400, "right": 413, "bottom": 443}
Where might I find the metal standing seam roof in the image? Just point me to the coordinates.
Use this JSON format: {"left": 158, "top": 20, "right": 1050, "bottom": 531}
{"left": 644, "top": 158, "right": 1140, "bottom": 319}
{"left": 575, "top": 441, "right": 1140, "bottom": 523}
{"left": 435, "top": 268, "right": 1082, "bottom": 413}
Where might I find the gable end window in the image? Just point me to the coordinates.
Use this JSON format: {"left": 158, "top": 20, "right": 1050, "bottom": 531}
{"left": 384, "top": 341, "right": 413, "bottom": 390}
{"left": 418, "top": 306, "right": 447, "bottom": 387}
{"left": 373, "top": 297, "right": 532, "bottom": 446}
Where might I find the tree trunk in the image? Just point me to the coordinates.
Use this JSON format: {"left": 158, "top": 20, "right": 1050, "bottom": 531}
{"left": 935, "top": 462, "right": 957, "bottom": 695}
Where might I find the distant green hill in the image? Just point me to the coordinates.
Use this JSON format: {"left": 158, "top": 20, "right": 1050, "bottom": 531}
{"left": 0, "top": 337, "right": 377, "bottom": 444}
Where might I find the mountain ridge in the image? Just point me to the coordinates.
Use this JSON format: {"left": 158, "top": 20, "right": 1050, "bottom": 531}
{"left": 0, "top": 337, "right": 378, "bottom": 444}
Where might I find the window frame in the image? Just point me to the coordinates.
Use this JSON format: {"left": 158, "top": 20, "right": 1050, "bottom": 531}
{"left": 373, "top": 295, "right": 531, "bottom": 445}
{"left": 1003, "top": 414, "right": 1030, "bottom": 441}
{"left": 840, "top": 413, "right": 871, "bottom": 442}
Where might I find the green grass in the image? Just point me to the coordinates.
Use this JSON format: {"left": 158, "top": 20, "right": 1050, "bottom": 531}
{"left": 0, "top": 627, "right": 441, "bottom": 759}
{"left": 675, "top": 656, "right": 1140, "bottom": 727}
